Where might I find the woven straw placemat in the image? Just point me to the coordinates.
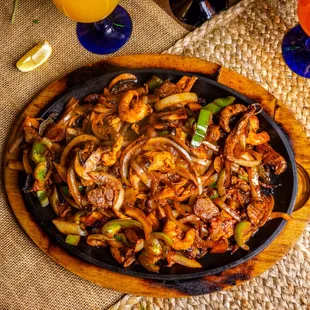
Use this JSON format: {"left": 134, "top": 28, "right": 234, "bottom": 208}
{"left": 0, "top": 1, "right": 187, "bottom": 309}
{"left": 112, "top": 0, "right": 310, "bottom": 309}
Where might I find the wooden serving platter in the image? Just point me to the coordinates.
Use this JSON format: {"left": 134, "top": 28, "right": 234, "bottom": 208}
{"left": 4, "top": 54, "right": 310, "bottom": 297}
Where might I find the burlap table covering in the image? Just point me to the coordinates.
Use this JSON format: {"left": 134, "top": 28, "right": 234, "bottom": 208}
{"left": 1, "top": 0, "right": 310, "bottom": 309}
{"left": 114, "top": 0, "right": 310, "bottom": 309}
{"left": 0, "top": 1, "right": 187, "bottom": 309}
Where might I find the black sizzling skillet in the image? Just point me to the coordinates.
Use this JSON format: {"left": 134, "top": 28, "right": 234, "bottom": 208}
{"left": 23, "top": 69, "right": 297, "bottom": 281}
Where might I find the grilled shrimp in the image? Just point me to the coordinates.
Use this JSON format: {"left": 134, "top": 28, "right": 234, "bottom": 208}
{"left": 219, "top": 104, "right": 247, "bottom": 133}
{"left": 118, "top": 90, "right": 152, "bottom": 123}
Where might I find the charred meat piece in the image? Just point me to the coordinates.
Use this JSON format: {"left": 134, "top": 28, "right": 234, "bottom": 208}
{"left": 219, "top": 104, "right": 247, "bottom": 133}
{"left": 110, "top": 247, "right": 134, "bottom": 265}
{"left": 194, "top": 197, "right": 220, "bottom": 222}
{"left": 206, "top": 125, "right": 221, "bottom": 143}
{"left": 149, "top": 108, "right": 188, "bottom": 129}
{"left": 83, "top": 93, "right": 99, "bottom": 103}
{"left": 154, "top": 81, "right": 182, "bottom": 98}
{"left": 247, "top": 195, "right": 274, "bottom": 227}
{"left": 210, "top": 237, "right": 229, "bottom": 254}
{"left": 24, "top": 127, "right": 41, "bottom": 143}
{"left": 86, "top": 186, "right": 114, "bottom": 210}
{"left": 209, "top": 216, "right": 236, "bottom": 241}
{"left": 80, "top": 211, "right": 105, "bottom": 226}
{"left": 256, "top": 143, "right": 287, "bottom": 175}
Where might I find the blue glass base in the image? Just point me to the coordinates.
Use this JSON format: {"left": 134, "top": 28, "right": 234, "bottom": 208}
{"left": 76, "top": 5, "right": 132, "bottom": 55}
{"left": 282, "top": 24, "right": 310, "bottom": 78}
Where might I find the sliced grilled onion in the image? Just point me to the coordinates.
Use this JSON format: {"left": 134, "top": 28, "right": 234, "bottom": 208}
{"left": 202, "top": 140, "right": 220, "bottom": 152}
{"left": 67, "top": 163, "right": 82, "bottom": 207}
{"left": 120, "top": 137, "right": 146, "bottom": 186}
{"left": 167, "top": 250, "right": 202, "bottom": 268}
{"left": 155, "top": 92, "right": 198, "bottom": 111}
{"left": 146, "top": 137, "right": 197, "bottom": 173}
{"left": 214, "top": 198, "right": 241, "bottom": 222}
{"left": 130, "top": 159, "right": 152, "bottom": 188}
{"left": 226, "top": 155, "right": 260, "bottom": 167}
{"left": 60, "top": 134, "right": 99, "bottom": 166}
{"left": 268, "top": 212, "right": 291, "bottom": 221}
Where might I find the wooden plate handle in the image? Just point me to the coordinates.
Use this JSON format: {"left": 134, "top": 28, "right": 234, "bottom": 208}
{"left": 293, "top": 163, "right": 310, "bottom": 213}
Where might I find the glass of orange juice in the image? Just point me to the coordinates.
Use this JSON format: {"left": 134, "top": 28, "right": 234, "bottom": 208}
{"left": 282, "top": 0, "right": 310, "bottom": 78}
{"left": 52, "top": 0, "right": 132, "bottom": 54}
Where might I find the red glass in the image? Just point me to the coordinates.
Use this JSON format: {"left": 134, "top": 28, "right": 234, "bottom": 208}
{"left": 298, "top": 0, "right": 310, "bottom": 36}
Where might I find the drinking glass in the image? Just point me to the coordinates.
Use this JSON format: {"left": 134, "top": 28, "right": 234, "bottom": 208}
{"left": 282, "top": 0, "right": 310, "bottom": 78}
{"left": 169, "top": 0, "right": 240, "bottom": 27}
{"left": 52, "top": 0, "right": 132, "bottom": 54}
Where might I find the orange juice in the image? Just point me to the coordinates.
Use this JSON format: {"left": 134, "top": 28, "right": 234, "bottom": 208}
{"left": 298, "top": 0, "right": 310, "bottom": 36}
{"left": 53, "top": 0, "right": 119, "bottom": 23}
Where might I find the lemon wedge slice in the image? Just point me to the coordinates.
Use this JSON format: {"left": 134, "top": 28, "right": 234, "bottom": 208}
{"left": 16, "top": 40, "right": 52, "bottom": 72}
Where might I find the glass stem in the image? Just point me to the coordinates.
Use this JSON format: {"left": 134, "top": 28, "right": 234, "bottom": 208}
{"left": 93, "top": 19, "right": 126, "bottom": 40}
{"left": 306, "top": 38, "right": 310, "bottom": 52}
{"left": 94, "top": 19, "right": 113, "bottom": 33}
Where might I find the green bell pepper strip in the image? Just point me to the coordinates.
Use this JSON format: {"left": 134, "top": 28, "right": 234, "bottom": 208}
{"left": 144, "top": 238, "right": 163, "bottom": 256}
{"left": 238, "top": 174, "right": 249, "bottom": 182}
{"left": 60, "top": 185, "right": 84, "bottom": 197}
{"left": 204, "top": 103, "right": 221, "bottom": 114}
{"left": 144, "top": 232, "right": 173, "bottom": 256}
{"left": 72, "top": 210, "right": 88, "bottom": 224}
{"left": 37, "top": 190, "right": 49, "bottom": 207}
{"left": 186, "top": 117, "right": 196, "bottom": 128}
{"left": 31, "top": 142, "right": 47, "bottom": 165}
{"left": 114, "top": 233, "right": 134, "bottom": 247}
{"left": 191, "top": 97, "right": 236, "bottom": 148}
{"left": 138, "top": 250, "right": 160, "bottom": 273}
{"left": 210, "top": 192, "right": 219, "bottom": 200}
{"left": 204, "top": 96, "right": 236, "bottom": 113}
{"left": 60, "top": 185, "right": 69, "bottom": 196}
{"left": 190, "top": 109, "right": 212, "bottom": 148}
{"left": 102, "top": 219, "right": 143, "bottom": 239}
{"left": 212, "top": 96, "right": 236, "bottom": 109}
{"left": 34, "top": 161, "right": 48, "bottom": 183}
{"left": 157, "top": 130, "right": 170, "bottom": 137}
{"left": 208, "top": 181, "right": 218, "bottom": 189}
{"left": 234, "top": 220, "right": 252, "bottom": 250}
{"left": 145, "top": 75, "right": 164, "bottom": 91}
{"left": 65, "top": 234, "right": 81, "bottom": 246}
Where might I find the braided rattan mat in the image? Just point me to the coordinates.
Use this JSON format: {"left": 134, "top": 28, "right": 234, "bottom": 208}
{"left": 111, "top": 0, "right": 310, "bottom": 309}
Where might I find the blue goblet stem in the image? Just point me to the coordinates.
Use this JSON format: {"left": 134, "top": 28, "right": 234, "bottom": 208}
{"left": 76, "top": 5, "right": 132, "bottom": 55}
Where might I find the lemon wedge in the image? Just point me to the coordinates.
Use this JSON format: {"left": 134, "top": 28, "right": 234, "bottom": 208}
{"left": 16, "top": 40, "right": 52, "bottom": 72}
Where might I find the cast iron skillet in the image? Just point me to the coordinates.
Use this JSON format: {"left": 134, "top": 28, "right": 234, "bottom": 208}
{"left": 23, "top": 69, "right": 297, "bottom": 281}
